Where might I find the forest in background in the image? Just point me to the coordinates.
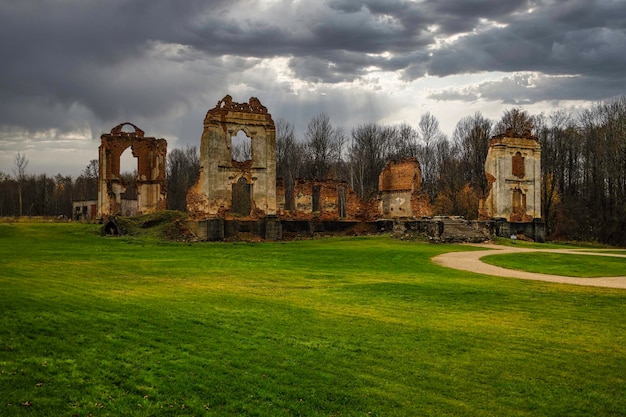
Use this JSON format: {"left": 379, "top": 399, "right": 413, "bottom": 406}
{"left": 1, "top": 96, "right": 625, "bottom": 246}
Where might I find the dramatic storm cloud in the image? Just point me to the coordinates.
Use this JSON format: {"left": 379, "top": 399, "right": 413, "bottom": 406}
{"left": 1, "top": 0, "right": 625, "bottom": 175}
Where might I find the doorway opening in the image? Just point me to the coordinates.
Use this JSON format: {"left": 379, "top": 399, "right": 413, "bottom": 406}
{"left": 231, "top": 177, "right": 252, "bottom": 216}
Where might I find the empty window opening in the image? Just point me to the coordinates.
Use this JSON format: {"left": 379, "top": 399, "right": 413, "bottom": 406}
{"left": 338, "top": 186, "right": 346, "bottom": 219}
{"left": 312, "top": 185, "right": 321, "bottom": 213}
{"left": 119, "top": 147, "right": 137, "bottom": 179}
{"left": 284, "top": 180, "right": 295, "bottom": 211}
{"left": 232, "top": 130, "right": 252, "bottom": 162}
{"left": 120, "top": 124, "right": 136, "bottom": 134}
{"left": 119, "top": 147, "right": 138, "bottom": 199}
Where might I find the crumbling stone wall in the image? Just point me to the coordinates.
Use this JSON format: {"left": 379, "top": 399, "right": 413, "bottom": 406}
{"left": 97, "top": 123, "right": 167, "bottom": 218}
{"left": 277, "top": 178, "right": 367, "bottom": 220}
{"left": 187, "top": 96, "right": 276, "bottom": 219}
{"left": 378, "top": 158, "right": 432, "bottom": 218}
{"left": 480, "top": 130, "right": 541, "bottom": 222}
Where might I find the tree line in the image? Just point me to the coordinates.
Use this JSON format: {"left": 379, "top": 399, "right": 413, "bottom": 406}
{"left": 1, "top": 96, "right": 624, "bottom": 245}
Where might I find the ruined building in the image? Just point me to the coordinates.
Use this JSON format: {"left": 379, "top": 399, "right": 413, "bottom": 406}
{"left": 185, "top": 96, "right": 281, "bottom": 240}
{"left": 480, "top": 129, "right": 544, "bottom": 241}
{"left": 97, "top": 123, "right": 167, "bottom": 218}
{"left": 187, "top": 96, "right": 277, "bottom": 218}
{"left": 182, "top": 97, "right": 439, "bottom": 240}
{"left": 91, "top": 94, "right": 545, "bottom": 242}
{"left": 378, "top": 158, "right": 432, "bottom": 218}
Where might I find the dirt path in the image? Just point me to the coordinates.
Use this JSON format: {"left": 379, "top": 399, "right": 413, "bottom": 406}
{"left": 432, "top": 244, "right": 626, "bottom": 289}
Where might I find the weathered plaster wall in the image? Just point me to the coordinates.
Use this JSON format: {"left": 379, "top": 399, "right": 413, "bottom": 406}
{"left": 481, "top": 132, "right": 541, "bottom": 222}
{"left": 72, "top": 200, "right": 98, "bottom": 221}
{"left": 187, "top": 96, "right": 276, "bottom": 219}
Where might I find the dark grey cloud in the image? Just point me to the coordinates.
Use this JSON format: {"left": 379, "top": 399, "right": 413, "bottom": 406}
{"left": 1, "top": 0, "right": 625, "bottom": 175}
{"left": 0, "top": 0, "right": 222, "bottom": 130}
{"left": 424, "top": 0, "right": 626, "bottom": 78}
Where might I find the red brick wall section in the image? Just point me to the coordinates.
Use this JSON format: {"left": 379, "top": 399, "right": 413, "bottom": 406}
{"left": 410, "top": 191, "right": 433, "bottom": 217}
{"left": 278, "top": 179, "right": 368, "bottom": 220}
{"left": 379, "top": 158, "right": 421, "bottom": 192}
{"left": 98, "top": 124, "right": 167, "bottom": 216}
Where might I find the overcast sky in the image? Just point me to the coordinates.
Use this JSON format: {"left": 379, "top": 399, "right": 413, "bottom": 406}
{"left": 1, "top": 0, "right": 625, "bottom": 176}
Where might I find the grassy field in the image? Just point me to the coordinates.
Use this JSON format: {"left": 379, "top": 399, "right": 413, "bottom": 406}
{"left": 1, "top": 222, "right": 625, "bottom": 416}
{"left": 482, "top": 252, "right": 626, "bottom": 277}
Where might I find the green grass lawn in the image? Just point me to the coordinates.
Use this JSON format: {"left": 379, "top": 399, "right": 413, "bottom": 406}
{"left": 574, "top": 249, "right": 626, "bottom": 255}
{"left": 482, "top": 252, "right": 626, "bottom": 277}
{"left": 1, "top": 223, "right": 625, "bottom": 416}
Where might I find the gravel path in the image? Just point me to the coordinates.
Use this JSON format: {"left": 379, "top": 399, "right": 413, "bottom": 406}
{"left": 432, "top": 244, "right": 626, "bottom": 289}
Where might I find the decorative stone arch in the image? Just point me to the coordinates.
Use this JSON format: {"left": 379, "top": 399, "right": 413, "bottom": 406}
{"left": 111, "top": 122, "right": 145, "bottom": 137}
{"left": 187, "top": 95, "right": 276, "bottom": 218}
{"left": 233, "top": 173, "right": 253, "bottom": 184}
{"left": 97, "top": 123, "right": 167, "bottom": 218}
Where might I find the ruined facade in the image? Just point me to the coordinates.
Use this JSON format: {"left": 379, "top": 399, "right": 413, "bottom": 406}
{"left": 73, "top": 200, "right": 97, "bottom": 221}
{"left": 187, "top": 96, "right": 276, "bottom": 219}
{"left": 480, "top": 130, "right": 541, "bottom": 222}
{"left": 97, "top": 123, "right": 167, "bottom": 218}
{"left": 277, "top": 178, "right": 367, "bottom": 220}
{"left": 378, "top": 158, "right": 432, "bottom": 218}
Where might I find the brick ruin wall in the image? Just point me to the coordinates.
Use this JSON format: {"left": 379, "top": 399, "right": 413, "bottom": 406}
{"left": 378, "top": 158, "right": 432, "bottom": 218}
{"left": 277, "top": 178, "right": 373, "bottom": 221}
{"left": 379, "top": 158, "right": 422, "bottom": 192}
{"left": 97, "top": 123, "right": 167, "bottom": 218}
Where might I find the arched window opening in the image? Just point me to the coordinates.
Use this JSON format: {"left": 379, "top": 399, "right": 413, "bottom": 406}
{"left": 119, "top": 147, "right": 137, "bottom": 179}
{"left": 232, "top": 130, "right": 252, "bottom": 162}
{"left": 120, "top": 124, "right": 136, "bottom": 134}
{"left": 119, "top": 147, "right": 138, "bottom": 200}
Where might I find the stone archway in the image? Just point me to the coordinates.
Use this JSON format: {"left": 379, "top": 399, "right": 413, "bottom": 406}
{"left": 97, "top": 123, "right": 167, "bottom": 218}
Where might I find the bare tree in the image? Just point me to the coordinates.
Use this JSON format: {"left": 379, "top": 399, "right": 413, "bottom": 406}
{"left": 432, "top": 138, "right": 462, "bottom": 215}
{"left": 74, "top": 159, "right": 98, "bottom": 201}
{"left": 303, "top": 113, "right": 344, "bottom": 180}
{"left": 167, "top": 146, "right": 200, "bottom": 211}
{"left": 13, "top": 152, "right": 28, "bottom": 216}
{"left": 536, "top": 110, "right": 576, "bottom": 236}
{"left": 276, "top": 118, "right": 303, "bottom": 210}
{"left": 453, "top": 112, "right": 492, "bottom": 196}
{"left": 417, "top": 113, "right": 445, "bottom": 200}
{"left": 494, "top": 107, "right": 535, "bottom": 136}
{"left": 53, "top": 174, "right": 73, "bottom": 217}
{"left": 347, "top": 123, "right": 394, "bottom": 199}
{"left": 389, "top": 122, "right": 418, "bottom": 160}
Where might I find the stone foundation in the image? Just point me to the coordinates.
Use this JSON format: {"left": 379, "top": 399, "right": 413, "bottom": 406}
{"left": 492, "top": 218, "right": 546, "bottom": 243}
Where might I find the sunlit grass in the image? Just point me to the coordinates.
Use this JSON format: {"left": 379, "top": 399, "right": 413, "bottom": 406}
{"left": 1, "top": 223, "right": 625, "bottom": 416}
{"left": 482, "top": 252, "right": 626, "bottom": 277}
